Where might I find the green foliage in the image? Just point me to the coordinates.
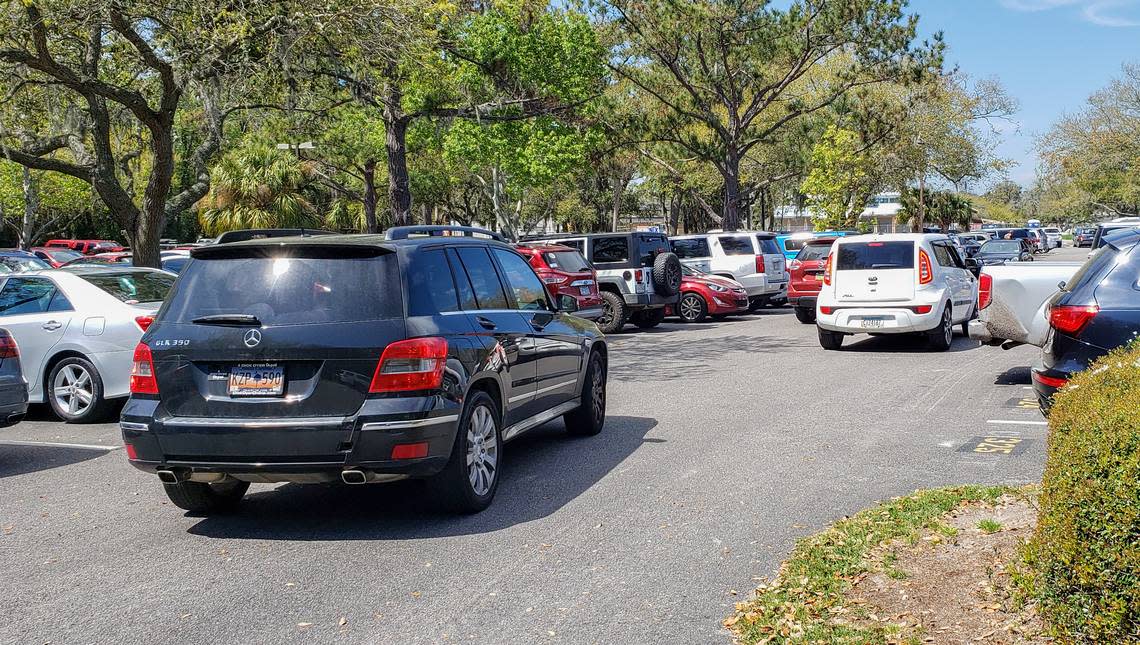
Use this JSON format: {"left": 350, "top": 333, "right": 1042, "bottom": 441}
{"left": 197, "top": 146, "right": 321, "bottom": 235}
{"left": 977, "top": 519, "right": 1002, "bottom": 534}
{"left": 728, "top": 486, "right": 1008, "bottom": 644}
{"left": 801, "top": 125, "right": 872, "bottom": 231}
{"left": 1020, "top": 343, "right": 1140, "bottom": 641}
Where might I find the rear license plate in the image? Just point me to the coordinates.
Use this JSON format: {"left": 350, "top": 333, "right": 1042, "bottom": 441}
{"left": 860, "top": 317, "right": 887, "bottom": 329}
{"left": 229, "top": 364, "right": 284, "bottom": 397}
{"left": 579, "top": 286, "right": 591, "bottom": 295}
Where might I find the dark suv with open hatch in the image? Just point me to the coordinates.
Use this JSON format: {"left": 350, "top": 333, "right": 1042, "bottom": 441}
{"left": 121, "top": 226, "right": 609, "bottom": 514}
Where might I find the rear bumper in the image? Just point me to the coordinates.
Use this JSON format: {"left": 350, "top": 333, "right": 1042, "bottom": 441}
{"left": 789, "top": 295, "right": 817, "bottom": 310}
{"left": 816, "top": 304, "right": 942, "bottom": 334}
{"left": 967, "top": 318, "right": 993, "bottom": 343}
{"left": 121, "top": 396, "right": 462, "bottom": 482}
{"left": 622, "top": 291, "right": 678, "bottom": 308}
{"left": 1030, "top": 366, "right": 1068, "bottom": 414}
{"left": 737, "top": 273, "right": 788, "bottom": 297}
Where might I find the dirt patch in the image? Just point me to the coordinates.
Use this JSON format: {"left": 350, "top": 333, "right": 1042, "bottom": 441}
{"left": 848, "top": 495, "right": 1049, "bottom": 644}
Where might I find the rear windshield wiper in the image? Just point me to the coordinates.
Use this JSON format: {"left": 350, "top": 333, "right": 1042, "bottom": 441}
{"left": 191, "top": 314, "right": 261, "bottom": 326}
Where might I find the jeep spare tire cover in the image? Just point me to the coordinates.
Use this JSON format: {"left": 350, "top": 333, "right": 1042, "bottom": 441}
{"left": 652, "top": 252, "right": 683, "bottom": 296}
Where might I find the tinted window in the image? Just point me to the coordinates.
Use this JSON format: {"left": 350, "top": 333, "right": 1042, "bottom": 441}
{"left": 931, "top": 243, "right": 954, "bottom": 267}
{"left": 542, "top": 250, "right": 590, "bottom": 272}
{"left": 81, "top": 271, "right": 175, "bottom": 304}
{"left": 756, "top": 236, "right": 781, "bottom": 255}
{"left": 161, "top": 257, "right": 190, "bottom": 274}
{"left": 555, "top": 238, "right": 584, "bottom": 252}
{"left": 783, "top": 238, "right": 807, "bottom": 252}
{"left": 164, "top": 252, "right": 401, "bottom": 325}
{"left": 455, "top": 247, "right": 509, "bottom": 309}
{"left": 796, "top": 242, "right": 834, "bottom": 262}
{"left": 836, "top": 242, "right": 914, "bottom": 270}
{"left": 591, "top": 237, "right": 629, "bottom": 264}
{"left": 980, "top": 240, "right": 1021, "bottom": 254}
{"left": 493, "top": 249, "right": 550, "bottom": 311}
{"left": 447, "top": 249, "right": 479, "bottom": 310}
{"left": 0, "top": 277, "right": 58, "bottom": 315}
{"left": 671, "top": 238, "right": 711, "bottom": 259}
{"left": 719, "top": 236, "right": 754, "bottom": 256}
{"left": 407, "top": 249, "right": 459, "bottom": 316}
{"left": 636, "top": 235, "right": 669, "bottom": 267}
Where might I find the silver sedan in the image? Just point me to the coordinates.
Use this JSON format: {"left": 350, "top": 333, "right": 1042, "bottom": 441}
{"left": 0, "top": 267, "right": 176, "bottom": 422}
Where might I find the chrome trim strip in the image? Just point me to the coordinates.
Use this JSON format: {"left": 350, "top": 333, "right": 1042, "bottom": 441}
{"left": 120, "top": 422, "right": 150, "bottom": 432}
{"left": 501, "top": 400, "right": 579, "bottom": 442}
{"left": 508, "top": 391, "right": 533, "bottom": 404}
{"left": 360, "top": 414, "right": 459, "bottom": 431}
{"left": 534, "top": 379, "right": 579, "bottom": 397}
{"left": 161, "top": 416, "right": 345, "bottom": 428}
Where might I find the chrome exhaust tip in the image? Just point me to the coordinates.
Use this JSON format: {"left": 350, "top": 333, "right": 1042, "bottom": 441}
{"left": 341, "top": 469, "right": 368, "bottom": 485}
{"left": 156, "top": 469, "right": 181, "bottom": 484}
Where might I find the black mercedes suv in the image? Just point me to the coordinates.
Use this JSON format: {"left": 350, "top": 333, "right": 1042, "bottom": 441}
{"left": 121, "top": 226, "right": 608, "bottom": 514}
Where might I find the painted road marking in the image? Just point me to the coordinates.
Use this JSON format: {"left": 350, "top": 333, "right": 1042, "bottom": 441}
{"left": 1004, "top": 396, "right": 1039, "bottom": 410}
{"left": 986, "top": 419, "right": 1047, "bottom": 426}
{"left": 0, "top": 439, "right": 119, "bottom": 452}
{"left": 957, "top": 435, "right": 1032, "bottom": 456}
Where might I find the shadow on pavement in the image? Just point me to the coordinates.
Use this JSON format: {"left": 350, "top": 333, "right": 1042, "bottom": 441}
{"left": 994, "top": 365, "right": 1032, "bottom": 385}
{"left": 186, "top": 415, "right": 657, "bottom": 541}
{"left": 840, "top": 333, "right": 980, "bottom": 354}
{"left": 0, "top": 443, "right": 110, "bottom": 479}
{"left": 606, "top": 332, "right": 814, "bottom": 381}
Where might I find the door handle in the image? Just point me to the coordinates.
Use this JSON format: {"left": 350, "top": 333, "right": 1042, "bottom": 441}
{"left": 42, "top": 320, "right": 62, "bottom": 331}
{"left": 475, "top": 316, "right": 497, "bottom": 330}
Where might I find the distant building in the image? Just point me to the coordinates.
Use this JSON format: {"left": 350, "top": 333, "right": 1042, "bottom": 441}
{"left": 775, "top": 192, "right": 906, "bottom": 233}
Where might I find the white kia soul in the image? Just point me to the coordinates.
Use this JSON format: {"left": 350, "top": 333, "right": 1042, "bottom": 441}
{"left": 815, "top": 234, "right": 978, "bottom": 351}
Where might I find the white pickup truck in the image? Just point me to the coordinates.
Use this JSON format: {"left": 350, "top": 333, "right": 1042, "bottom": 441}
{"left": 967, "top": 262, "right": 1084, "bottom": 348}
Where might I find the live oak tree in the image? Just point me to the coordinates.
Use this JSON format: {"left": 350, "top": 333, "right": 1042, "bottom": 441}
{"left": 606, "top": 0, "right": 940, "bottom": 231}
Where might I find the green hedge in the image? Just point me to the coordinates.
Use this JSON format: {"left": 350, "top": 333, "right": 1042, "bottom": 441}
{"left": 1022, "top": 343, "right": 1140, "bottom": 641}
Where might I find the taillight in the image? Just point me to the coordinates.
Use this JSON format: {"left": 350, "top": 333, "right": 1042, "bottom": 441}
{"left": 135, "top": 315, "right": 155, "bottom": 332}
{"left": 130, "top": 343, "right": 159, "bottom": 394}
{"left": 912, "top": 304, "right": 933, "bottom": 314}
{"left": 1048, "top": 304, "right": 1099, "bottom": 335}
{"left": 1032, "top": 371, "right": 1069, "bottom": 388}
{"left": 391, "top": 442, "right": 429, "bottom": 460}
{"left": 755, "top": 255, "right": 765, "bottom": 273}
{"left": 541, "top": 275, "right": 567, "bottom": 284}
{"left": 634, "top": 269, "right": 644, "bottom": 282}
{"left": 978, "top": 274, "right": 992, "bottom": 310}
{"left": 0, "top": 332, "right": 18, "bottom": 359}
{"left": 124, "top": 443, "right": 138, "bottom": 460}
{"left": 819, "top": 305, "right": 834, "bottom": 314}
{"left": 918, "top": 249, "right": 933, "bottom": 285}
{"left": 822, "top": 254, "right": 833, "bottom": 286}
{"left": 370, "top": 337, "right": 448, "bottom": 393}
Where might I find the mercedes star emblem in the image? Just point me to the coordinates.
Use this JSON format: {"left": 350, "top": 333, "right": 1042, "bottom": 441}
{"left": 243, "top": 329, "right": 262, "bottom": 348}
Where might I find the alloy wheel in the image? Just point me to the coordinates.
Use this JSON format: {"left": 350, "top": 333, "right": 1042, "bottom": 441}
{"left": 679, "top": 294, "right": 703, "bottom": 322}
{"left": 943, "top": 310, "right": 953, "bottom": 346}
{"left": 53, "top": 364, "right": 93, "bottom": 417}
{"left": 465, "top": 405, "right": 498, "bottom": 496}
{"left": 590, "top": 358, "right": 606, "bottom": 425}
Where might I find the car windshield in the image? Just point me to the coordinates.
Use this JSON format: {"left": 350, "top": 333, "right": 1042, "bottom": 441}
{"left": 163, "top": 251, "right": 401, "bottom": 325}
{"left": 980, "top": 240, "right": 1021, "bottom": 254}
{"left": 81, "top": 270, "right": 176, "bottom": 304}
{"left": 680, "top": 264, "right": 711, "bottom": 277}
{"left": 541, "top": 250, "right": 590, "bottom": 273}
{"left": 836, "top": 241, "right": 914, "bottom": 270}
{"left": 44, "top": 249, "right": 82, "bottom": 262}
{"left": 795, "top": 242, "right": 834, "bottom": 262}
{"left": 0, "top": 256, "right": 50, "bottom": 272}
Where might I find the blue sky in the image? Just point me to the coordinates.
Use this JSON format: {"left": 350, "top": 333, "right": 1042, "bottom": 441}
{"left": 910, "top": 0, "right": 1139, "bottom": 188}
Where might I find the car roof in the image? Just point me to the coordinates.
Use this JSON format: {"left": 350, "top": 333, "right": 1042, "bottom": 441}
{"left": 515, "top": 243, "right": 580, "bottom": 253}
{"left": 191, "top": 233, "right": 513, "bottom": 259}
{"left": 834, "top": 233, "right": 945, "bottom": 243}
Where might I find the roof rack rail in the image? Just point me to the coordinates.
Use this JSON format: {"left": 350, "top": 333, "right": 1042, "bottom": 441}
{"left": 384, "top": 225, "right": 506, "bottom": 242}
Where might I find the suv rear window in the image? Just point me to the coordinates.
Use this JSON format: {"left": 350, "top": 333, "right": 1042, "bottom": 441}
{"left": 636, "top": 234, "right": 669, "bottom": 267}
{"left": 718, "top": 236, "right": 754, "bottom": 255}
{"left": 836, "top": 242, "right": 914, "bottom": 270}
{"left": 164, "top": 252, "right": 401, "bottom": 325}
{"left": 81, "top": 270, "right": 176, "bottom": 304}
{"left": 591, "top": 237, "right": 629, "bottom": 264}
{"left": 755, "top": 236, "right": 781, "bottom": 255}
{"left": 542, "top": 250, "right": 590, "bottom": 272}
{"left": 796, "top": 242, "right": 834, "bottom": 262}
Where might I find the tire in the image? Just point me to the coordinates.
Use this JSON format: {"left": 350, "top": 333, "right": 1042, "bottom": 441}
{"left": 162, "top": 479, "right": 249, "bottom": 514}
{"left": 748, "top": 297, "right": 767, "bottom": 312}
{"left": 651, "top": 252, "right": 683, "bottom": 296}
{"left": 631, "top": 307, "right": 666, "bottom": 329}
{"left": 564, "top": 351, "right": 607, "bottom": 436}
{"left": 48, "top": 357, "right": 112, "bottom": 423}
{"left": 818, "top": 327, "right": 844, "bottom": 350}
{"left": 596, "top": 291, "right": 628, "bottom": 334}
{"left": 927, "top": 304, "right": 953, "bottom": 352}
{"left": 794, "top": 307, "right": 815, "bottom": 324}
{"left": 677, "top": 293, "right": 708, "bottom": 323}
{"left": 429, "top": 390, "right": 501, "bottom": 514}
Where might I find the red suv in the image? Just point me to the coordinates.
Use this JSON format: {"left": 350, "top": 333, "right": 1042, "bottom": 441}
{"left": 515, "top": 244, "right": 603, "bottom": 320}
{"left": 45, "top": 239, "right": 125, "bottom": 255}
{"left": 670, "top": 265, "right": 748, "bottom": 322}
{"left": 787, "top": 237, "right": 837, "bottom": 324}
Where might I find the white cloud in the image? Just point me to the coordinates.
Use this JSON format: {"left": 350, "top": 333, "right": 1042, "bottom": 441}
{"left": 999, "top": 0, "right": 1140, "bottom": 26}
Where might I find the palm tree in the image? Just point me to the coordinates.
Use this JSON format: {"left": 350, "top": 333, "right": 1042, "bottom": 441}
{"left": 198, "top": 146, "right": 322, "bottom": 235}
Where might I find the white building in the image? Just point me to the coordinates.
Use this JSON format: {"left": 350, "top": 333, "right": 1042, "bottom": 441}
{"left": 775, "top": 192, "right": 906, "bottom": 233}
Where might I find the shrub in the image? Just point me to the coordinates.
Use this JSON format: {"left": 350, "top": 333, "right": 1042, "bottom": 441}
{"left": 1022, "top": 343, "right": 1140, "bottom": 641}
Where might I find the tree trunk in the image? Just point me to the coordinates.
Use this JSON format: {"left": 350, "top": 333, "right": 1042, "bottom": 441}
{"left": 722, "top": 150, "right": 742, "bottom": 231}
{"left": 382, "top": 78, "right": 412, "bottom": 227}
{"left": 134, "top": 123, "right": 176, "bottom": 269}
{"left": 20, "top": 167, "right": 38, "bottom": 249}
{"left": 914, "top": 175, "right": 926, "bottom": 233}
{"left": 362, "top": 159, "right": 378, "bottom": 233}
{"left": 610, "top": 174, "right": 626, "bottom": 232}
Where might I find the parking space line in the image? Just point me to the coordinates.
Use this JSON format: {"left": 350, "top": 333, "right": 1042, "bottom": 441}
{"left": 985, "top": 419, "right": 1047, "bottom": 426}
{"left": 0, "top": 439, "right": 120, "bottom": 451}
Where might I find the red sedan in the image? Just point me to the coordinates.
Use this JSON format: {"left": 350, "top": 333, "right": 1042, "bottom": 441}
{"left": 787, "top": 237, "right": 837, "bottom": 323}
{"left": 30, "top": 246, "right": 84, "bottom": 268}
{"left": 514, "top": 243, "right": 603, "bottom": 319}
{"left": 670, "top": 265, "right": 749, "bottom": 323}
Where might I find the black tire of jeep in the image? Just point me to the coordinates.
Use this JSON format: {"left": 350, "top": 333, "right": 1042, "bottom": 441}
{"left": 652, "top": 252, "right": 683, "bottom": 296}
{"left": 596, "top": 291, "right": 628, "bottom": 334}
{"left": 429, "top": 390, "right": 501, "bottom": 514}
{"left": 564, "top": 351, "right": 607, "bottom": 436}
{"left": 162, "top": 479, "right": 250, "bottom": 514}
{"left": 47, "top": 356, "right": 113, "bottom": 424}
{"left": 632, "top": 307, "right": 666, "bottom": 329}
{"left": 794, "top": 307, "right": 815, "bottom": 324}
{"left": 818, "top": 326, "right": 844, "bottom": 350}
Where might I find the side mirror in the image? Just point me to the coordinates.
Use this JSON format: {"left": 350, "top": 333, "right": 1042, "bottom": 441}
{"left": 558, "top": 294, "right": 579, "bottom": 313}
{"left": 964, "top": 257, "right": 979, "bottom": 269}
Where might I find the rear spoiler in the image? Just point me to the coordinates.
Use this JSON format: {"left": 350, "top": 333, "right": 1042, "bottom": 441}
{"left": 385, "top": 225, "right": 506, "bottom": 242}
{"left": 191, "top": 241, "right": 390, "bottom": 260}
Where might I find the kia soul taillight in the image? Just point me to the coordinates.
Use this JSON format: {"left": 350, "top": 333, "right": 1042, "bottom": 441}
{"left": 917, "top": 249, "right": 933, "bottom": 285}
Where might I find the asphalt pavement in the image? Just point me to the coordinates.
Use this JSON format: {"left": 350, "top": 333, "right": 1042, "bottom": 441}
{"left": 0, "top": 251, "right": 1075, "bottom": 645}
